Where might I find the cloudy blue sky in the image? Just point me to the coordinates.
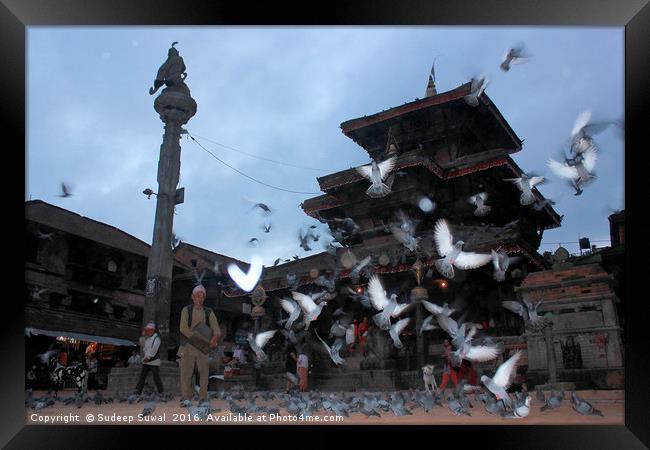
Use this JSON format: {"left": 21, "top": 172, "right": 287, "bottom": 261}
{"left": 26, "top": 27, "right": 624, "bottom": 264}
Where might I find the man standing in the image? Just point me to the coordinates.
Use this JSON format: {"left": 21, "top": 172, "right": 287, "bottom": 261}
{"left": 297, "top": 349, "right": 309, "bottom": 392}
{"left": 438, "top": 339, "right": 460, "bottom": 392}
{"left": 357, "top": 317, "right": 369, "bottom": 356}
{"left": 285, "top": 342, "right": 298, "bottom": 394}
{"left": 179, "top": 284, "right": 220, "bottom": 406}
{"left": 135, "top": 322, "right": 164, "bottom": 396}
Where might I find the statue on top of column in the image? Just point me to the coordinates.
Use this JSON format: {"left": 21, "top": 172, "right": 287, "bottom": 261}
{"left": 149, "top": 42, "right": 188, "bottom": 95}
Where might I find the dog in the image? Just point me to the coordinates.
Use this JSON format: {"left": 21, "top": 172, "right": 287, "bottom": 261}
{"left": 422, "top": 364, "right": 439, "bottom": 394}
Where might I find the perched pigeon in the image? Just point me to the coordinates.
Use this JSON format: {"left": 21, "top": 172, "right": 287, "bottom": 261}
{"left": 571, "top": 391, "right": 603, "bottom": 416}
{"left": 433, "top": 219, "right": 492, "bottom": 279}
{"left": 468, "top": 192, "right": 491, "bottom": 217}
{"left": 464, "top": 76, "right": 488, "bottom": 107}
{"left": 503, "top": 174, "right": 545, "bottom": 206}
{"left": 247, "top": 330, "right": 278, "bottom": 362}
{"left": 356, "top": 157, "right": 397, "bottom": 198}
{"left": 273, "top": 258, "right": 281, "bottom": 266}
{"left": 481, "top": 351, "right": 522, "bottom": 410}
{"left": 389, "top": 318, "right": 411, "bottom": 349}
{"left": 291, "top": 291, "right": 327, "bottom": 329}
{"left": 500, "top": 43, "right": 530, "bottom": 72}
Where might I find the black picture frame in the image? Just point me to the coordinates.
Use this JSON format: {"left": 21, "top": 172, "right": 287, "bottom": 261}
{"left": 5, "top": 0, "right": 648, "bottom": 448}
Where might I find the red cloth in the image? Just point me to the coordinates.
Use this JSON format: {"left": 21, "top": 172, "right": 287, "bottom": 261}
{"left": 58, "top": 351, "right": 68, "bottom": 366}
{"left": 298, "top": 367, "right": 308, "bottom": 391}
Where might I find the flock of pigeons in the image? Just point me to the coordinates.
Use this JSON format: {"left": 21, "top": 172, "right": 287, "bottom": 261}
{"left": 25, "top": 382, "right": 604, "bottom": 420}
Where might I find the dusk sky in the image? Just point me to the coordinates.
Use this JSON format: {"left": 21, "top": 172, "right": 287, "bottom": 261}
{"left": 26, "top": 27, "right": 624, "bottom": 265}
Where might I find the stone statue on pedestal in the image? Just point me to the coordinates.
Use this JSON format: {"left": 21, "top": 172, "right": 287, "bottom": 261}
{"left": 149, "top": 42, "right": 188, "bottom": 95}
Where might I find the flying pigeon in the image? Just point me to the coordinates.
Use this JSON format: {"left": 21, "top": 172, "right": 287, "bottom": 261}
{"left": 291, "top": 291, "right": 327, "bottom": 329}
{"left": 468, "top": 192, "right": 491, "bottom": 217}
{"left": 570, "top": 391, "right": 603, "bottom": 416}
{"left": 421, "top": 300, "right": 455, "bottom": 317}
{"left": 298, "top": 228, "right": 314, "bottom": 252}
{"left": 248, "top": 237, "right": 260, "bottom": 246}
{"left": 356, "top": 157, "right": 397, "bottom": 198}
{"left": 349, "top": 255, "right": 372, "bottom": 282}
{"left": 418, "top": 314, "right": 440, "bottom": 335}
{"left": 390, "top": 224, "right": 420, "bottom": 252}
{"left": 433, "top": 219, "right": 492, "bottom": 279}
{"left": 279, "top": 297, "right": 302, "bottom": 331}
{"left": 531, "top": 198, "right": 556, "bottom": 211}
{"left": 367, "top": 275, "right": 410, "bottom": 330}
{"left": 58, "top": 182, "right": 73, "bottom": 198}
{"left": 314, "top": 330, "right": 346, "bottom": 366}
{"left": 500, "top": 43, "right": 530, "bottom": 72}
{"left": 481, "top": 351, "right": 522, "bottom": 410}
{"left": 547, "top": 147, "right": 597, "bottom": 196}
{"left": 227, "top": 255, "right": 263, "bottom": 292}
{"left": 37, "top": 230, "right": 55, "bottom": 240}
{"left": 252, "top": 203, "right": 272, "bottom": 215}
{"left": 262, "top": 222, "right": 272, "bottom": 233}
{"left": 436, "top": 314, "right": 500, "bottom": 365}
{"left": 503, "top": 173, "right": 545, "bottom": 206}
{"left": 247, "top": 330, "right": 278, "bottom": 362}
{"left": 491, "top": 249, "right": 520, "bottom": 282}
{"left": 464, "top": 76, "right": 488, "bottom": 107}
{"left": 389, "top": 318, "right": 411, "bottom": 349}
{"left": 570, "top": 110, "right": 619, "bottom": 156}
{"left": 502, "top": 298, "right": 545, "bottom": 327}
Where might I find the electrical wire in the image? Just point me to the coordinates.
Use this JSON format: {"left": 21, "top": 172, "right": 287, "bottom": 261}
{"left": 188, "top": 131, "right": 334, "bottom": 173}
{"left": 187, "top": 132, "right": 322, "bottom": 195}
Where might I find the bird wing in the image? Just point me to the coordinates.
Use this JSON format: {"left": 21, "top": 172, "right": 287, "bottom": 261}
{"left": 292, "top": 291, "right": 317, "bottom": 314}
{"left": 392, "top": 317, "right": 411, "bottom": 335}
{"left": 509, "top": 56, "right": 529, "bottom": 65}
{"left": 548, "top": 158, "right": 578, "bottom": 180}
{"left": 435, "top": 313, "right": 459, "bottom": 338}
{"left": 582, "top": 147, "right": 598, "bottom": 173}
{"left": 433, "top": 219, "right": 454, "bottom": 257}
{"left": 421, "top": 300, "right": 445, "bottom": 315}
{"left": 391, "top": 303, "right": 413, "bottom": 317}
{"left": 356, "top": 164, "right": 374, "bottom": 181}
{"left": 390, "top": 225, "right": 411, "bottom": 245}
{"left": 529, "top": 176, "right": 545, "bottom": 187}
{"left": 493, "top": 351, "right": 521, "bottom": 388}
{"left": 377, "top": 157, "right": 397, "bottom": 181}
{"left": 367, "top": 275, "right": 389, "bottom": 311}
{"left": 571, "top": 110, "right": 592, "bottom": 138}
{"left": 280, "top": 298, "right": 298, "bottom": 314}
{"left": 502, "top": 301, "right": 528, "bottom": 319}
{"left": 455, "top": 251, "right": 493, "bottom": 269}
{"left": 503, "top": 178, "right": 523, "bottom": 190}
{"left": 255, "top": 330, "right": 278, "bottom": 349}
{"left": 314, "top": 330, "right": 331, "bottom": 353}
{"left": 465, "top": 345, "right": 500, "bottom": 362}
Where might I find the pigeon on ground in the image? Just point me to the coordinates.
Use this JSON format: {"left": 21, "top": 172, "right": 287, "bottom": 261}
{"left": 505, "top": 393, "right": 532, "bottom": 418}
{"left": 356, "top": 157, "right": 397, "bottom": 198}
{"left": 481, "top": 351, "right": 522, "bottom": 410}
{"left": 571, "top": 391, "right": 603, "bottom": 416}
{"left": 141, "top": 401, "right": 156, "bottom": 417}
{"left": 433, "top": 219, "right": 492, "bottom": 279}
{"left": 464, "top": 76, "right": 488, "bottom": 107}
{"left": 468, "top": 192, "right": 491, "bottom": 217}
{"left": 247, "top": 330, "right": 278, "bottom": 363}
{"left": 485, "top": 393, "right": 507, "bottom": 416}
{"left": 389, "top": 393, "right": 413, "bottom": 416}
{"left": 500, "top": 43, "right": 530, "bottom": 71}
{"left": 503, "top": 173, "right": 545, "bottom": 206}
{"left": 447, "top": 394, "right": 471, "bottom": 416}
{"left": 291, "top": 291, "right": 327, "bottom": 329}
{"left": 540, "top": 389, "right": 564, "bottom": 412}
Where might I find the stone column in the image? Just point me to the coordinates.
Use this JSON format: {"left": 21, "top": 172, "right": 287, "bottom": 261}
{"left": 145, "top": 89, "right": 197, "bottom": 361}
{"left": 542, "top": 321, "right": 557, "bottom": 385}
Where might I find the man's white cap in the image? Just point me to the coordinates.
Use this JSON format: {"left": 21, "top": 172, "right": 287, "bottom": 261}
{"left": 145, "top": 321, "right": 156, "bottom": 330}
{"left": 192, "top": 284, "right": 207, "bottom": 296}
